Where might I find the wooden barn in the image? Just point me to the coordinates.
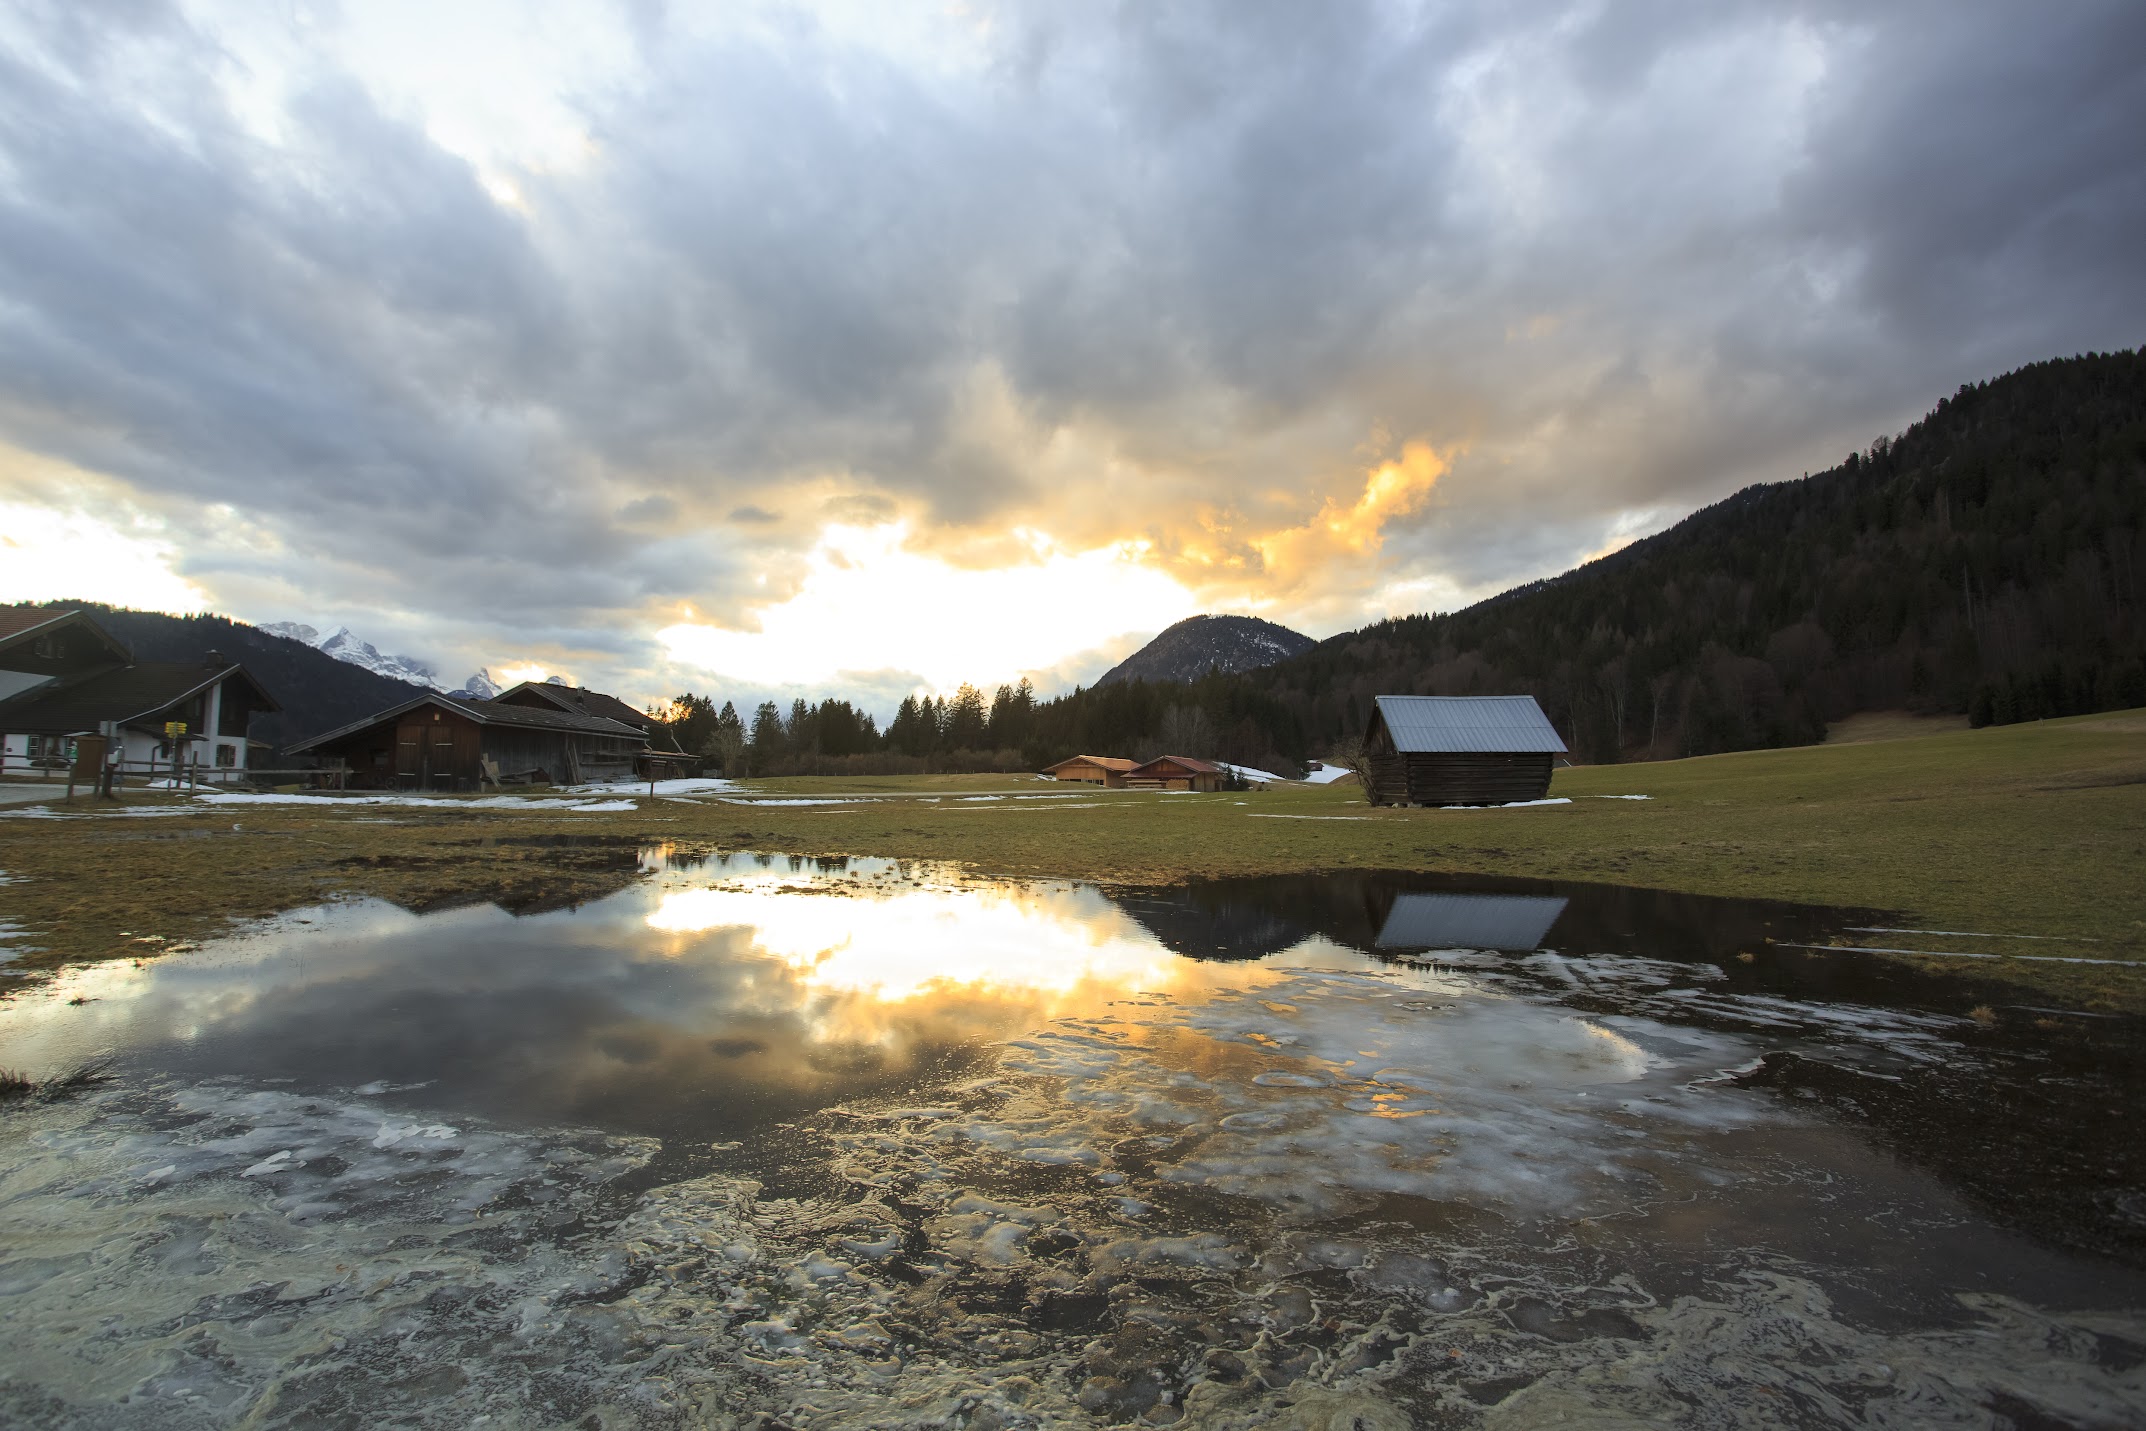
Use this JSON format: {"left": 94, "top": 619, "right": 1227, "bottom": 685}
{"left": 1363, "top": 695, "right": 1567, "bottom": 807}
{"left": 288, "top": 694, "right": 648, "bottom": 790}
{"left": 494, "top": 679, "right": 663, "bottom": 736}
{"left": 1125, "top": 755, "right": 1225, "bottom": 792}
{"left": 1043, "top": 755, "right": 1137, "bottom": 787}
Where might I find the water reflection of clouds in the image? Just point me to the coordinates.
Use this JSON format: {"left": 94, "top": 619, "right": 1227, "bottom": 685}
{"left": 646, "top": 880, "right": 1197, "bottom": 1005}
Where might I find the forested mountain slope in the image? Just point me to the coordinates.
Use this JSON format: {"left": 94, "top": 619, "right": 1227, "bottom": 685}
{"left": 1097, "top": 615, "right": 1316, "bottom": 686}
{"left": 1026, "top": 349, "right": 2145, "bottom": 769}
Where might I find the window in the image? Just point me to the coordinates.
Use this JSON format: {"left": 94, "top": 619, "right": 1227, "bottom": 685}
{"left": 215, "top": 744, "right": 237, "bottom": 768}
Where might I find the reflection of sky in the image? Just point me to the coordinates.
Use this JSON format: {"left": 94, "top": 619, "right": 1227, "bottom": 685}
{"left": 0, "top": 857, "right": 1295, "bottom": 1142}
{"left": 645, "top": 878, "right": 1192, "bottom": 1003}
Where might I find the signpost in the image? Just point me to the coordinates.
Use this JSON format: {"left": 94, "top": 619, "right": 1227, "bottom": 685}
{"left": 162, "top": 721, "right": 188, "bottom": 792}
{"left": 67, "top": 734, "right": 108, "bottom": 802}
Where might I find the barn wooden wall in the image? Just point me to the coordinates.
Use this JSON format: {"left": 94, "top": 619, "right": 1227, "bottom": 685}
{"left": 1366, "top": 751, "right": 1554, "bottom": 807}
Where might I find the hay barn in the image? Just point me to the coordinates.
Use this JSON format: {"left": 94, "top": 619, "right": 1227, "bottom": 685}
{"left": 1125, "top": 755, "right": 1225, "bottom": 792}
{"left": 288, "top": 694, "right": 648, "bottom": 790}
{"left": 1363, "top": 695, "right": 1567, "bottom": 807}
{"left": 1043, "top": 755, "right": 1137, "bottom": 786}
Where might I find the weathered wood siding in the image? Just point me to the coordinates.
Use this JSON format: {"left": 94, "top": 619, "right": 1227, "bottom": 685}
{"left": 327, "top": 713, "right": 641, "bottom": 789}
{"left": 1366, "top": 751, "right": 1554, "bottom": 806}
{"left": 1363, "top": 713, "right": 1553, "bottom": 805}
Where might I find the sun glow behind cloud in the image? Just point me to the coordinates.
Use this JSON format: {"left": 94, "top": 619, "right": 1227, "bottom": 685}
{"left": 644, "top": 877, "right": 1193, "bottom": 1007}
{"left": 0, "top": 502, "right": 208, "bottom": 613}
{"left": 656, "top": 523, "right": 1198, "bottom": 693}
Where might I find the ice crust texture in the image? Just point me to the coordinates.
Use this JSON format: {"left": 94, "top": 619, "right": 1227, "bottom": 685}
{"left": 2, "top": 961, "right": 2141, "bottom": 1426}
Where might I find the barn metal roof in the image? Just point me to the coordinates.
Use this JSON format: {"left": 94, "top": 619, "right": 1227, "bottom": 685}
{"left": 1130, "top": 755, "right": 1224, "bottom": 776}
{"left": 1373, "top": 893, "right": 1570, "bottom": 951}
{"left": 287, "top": 694, "right": 649, "bottom": 753}
{"left": 1372, "top": 695, "right": 1568, "bottom": 754}
{"left": 495, "top": 680, "right": 653, "bottom": 729}
{"left": 1046, "top": 754, "right": 1138, "bottom": 773}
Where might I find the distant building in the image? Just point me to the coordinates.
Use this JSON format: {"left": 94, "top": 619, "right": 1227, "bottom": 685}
{"left": 495, "top": 678, "right": 691, "bottom": 780}
{"left": 1362, "top": 695, "right": 1567, "bottom": 807}
{"left": 494, "top": 679, "right": 662, "bottom": 737}
{"left": 0, "top": 607, "right": 278, "bottom": 776}
{"left": 1043, "top": 755, "right": 1137, "bottom": 787}
{"left": 286, "top": 693, "right": 649, "bottom": 789}
{"left": 1124, "top": 755, "right": 1225, "bottom": 792}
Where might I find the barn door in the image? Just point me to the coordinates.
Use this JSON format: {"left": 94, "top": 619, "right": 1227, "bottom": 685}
{"left": 395, "top": 721, "right": 427, "bottom": 786}
{"left": 431, "top": 724, "right": 458, "bottom": 789}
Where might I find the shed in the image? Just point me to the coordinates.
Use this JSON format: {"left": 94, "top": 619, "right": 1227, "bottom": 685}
{"left": 1124, "top": 755, "right": 1224, "bottom": 792}
{"left": 1363, "top": 695, "right": 1567, "bottom": 807}
{"left": 287, "top": 694, "right": 648, "bottom": 790}
{"left": 1043, "top": 755, "right": 1137, "bottom": 787}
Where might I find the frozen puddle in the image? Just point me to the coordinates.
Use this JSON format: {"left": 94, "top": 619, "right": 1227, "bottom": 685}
{"left": 2, "top": 856, "right": 2142, "bottom": 1427}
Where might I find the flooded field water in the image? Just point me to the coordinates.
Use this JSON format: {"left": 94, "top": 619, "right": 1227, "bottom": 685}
{"left": 2, "top": 851, "right": 2143, "bottom": 1428}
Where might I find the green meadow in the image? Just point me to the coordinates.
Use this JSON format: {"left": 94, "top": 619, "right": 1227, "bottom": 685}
{"left": 3, "top": 707, "right": 2140, "bottom": 1009}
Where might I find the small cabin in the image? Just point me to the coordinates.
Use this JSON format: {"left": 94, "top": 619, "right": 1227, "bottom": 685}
{"left": 1043, "top": 755, "right": 1137, "bottom": 787}
{"left": 1125, "top": 755, "right": 1224, "bottom": 792}
{"left": 288, "top": 694, "right": 648, "bottom": 790}
{"left": 1363, "top": 695, "right": 1567, "bottom": 807}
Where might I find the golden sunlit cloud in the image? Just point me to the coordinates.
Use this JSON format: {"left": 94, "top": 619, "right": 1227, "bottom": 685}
{"left": 656, "top": 522, "right": 1199, "bottom": 692}
{"left": 1251, "top": 442, "right": 1453, "bottom": 594}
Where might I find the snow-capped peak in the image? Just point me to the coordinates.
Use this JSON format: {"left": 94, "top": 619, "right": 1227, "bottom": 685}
{"left": 267, "top": 620, "right": 443, "bottom": 689}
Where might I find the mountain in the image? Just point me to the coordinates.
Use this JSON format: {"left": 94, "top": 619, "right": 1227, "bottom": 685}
{"left": 1097, "top": 615, "right": 1317, "bottom": 686}
{"left": 8, "top": 603, "right": 437, "bottom": 754}
{"left": 262, "top": 621, "right": 495, "bottom": 699}
{"left": 1019, "top": 349, "right": 2146, "bottom": 770}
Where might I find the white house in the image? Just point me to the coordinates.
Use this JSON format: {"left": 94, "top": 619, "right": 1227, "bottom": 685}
{"left": 0, "top": 608, "right": 278, "bottom": 779}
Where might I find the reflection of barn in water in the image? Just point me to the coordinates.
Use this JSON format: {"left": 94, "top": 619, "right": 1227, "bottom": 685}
{"left": 1373, "top": 893, "right": 1570, "bottom": 951}
{"left": 1108, "top": 870, "right": 1865, "bottom": 975}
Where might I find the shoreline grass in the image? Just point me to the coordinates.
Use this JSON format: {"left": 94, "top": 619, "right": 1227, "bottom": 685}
{"left": 1, "top": 708, "right": 2139, "bottom": 1010}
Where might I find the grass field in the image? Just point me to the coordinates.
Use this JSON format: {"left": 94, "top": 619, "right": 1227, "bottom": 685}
{"left": 2, "top": 708, "right": 2140, "bottom": 1008}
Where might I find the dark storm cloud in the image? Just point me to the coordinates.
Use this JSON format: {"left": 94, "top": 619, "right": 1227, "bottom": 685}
{"left": 0, "top": 0, "right": 2140, "bottom": 693}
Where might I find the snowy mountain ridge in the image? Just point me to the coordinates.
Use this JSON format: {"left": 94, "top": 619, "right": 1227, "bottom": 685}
{"left": 261, "top": 622, "right": 497, "bottom": 699}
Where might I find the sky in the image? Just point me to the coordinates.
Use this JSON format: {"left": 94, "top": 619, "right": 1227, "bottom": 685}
{"left": 0, "top": 1, "right": 2140, "bottom": 718}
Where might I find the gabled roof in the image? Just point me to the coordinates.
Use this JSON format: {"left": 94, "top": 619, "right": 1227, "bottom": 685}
{"left": 0, "top": 606, "right": 133, "bottom": 667}
{"left": 287, "top": 693, "right": 649, "bottom": 753}
{"left": 1129, "top": 755, "right": 1224, "bottom": 776}
{"left": 1045, "top": 754, "right": 1138, "bottom": 773}
{"left": 1371, "top": 695, "right": 1568, "bottom": 754}
{"left": 495, "top": 680, "right": 652, "bottom": 728}
{"left": 0, "top": 662, "right": 278, "bottom": 733}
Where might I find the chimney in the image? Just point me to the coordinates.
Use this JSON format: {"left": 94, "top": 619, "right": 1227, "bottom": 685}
{"left": 206, "top": 649, "right": 225, "bottom": 666}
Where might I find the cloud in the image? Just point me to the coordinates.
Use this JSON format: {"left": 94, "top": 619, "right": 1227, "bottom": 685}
{"left": 0, "top": 0, "right": 2140, "bottom": 712}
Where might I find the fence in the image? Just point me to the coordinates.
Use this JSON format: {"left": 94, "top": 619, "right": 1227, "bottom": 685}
{"left": 0, "top": 753, "right": 349, "bottom": 791}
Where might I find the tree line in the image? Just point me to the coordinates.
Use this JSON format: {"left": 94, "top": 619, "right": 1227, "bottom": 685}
{"left": 657, "top": 349, "right": 2146, "bottom": 774}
